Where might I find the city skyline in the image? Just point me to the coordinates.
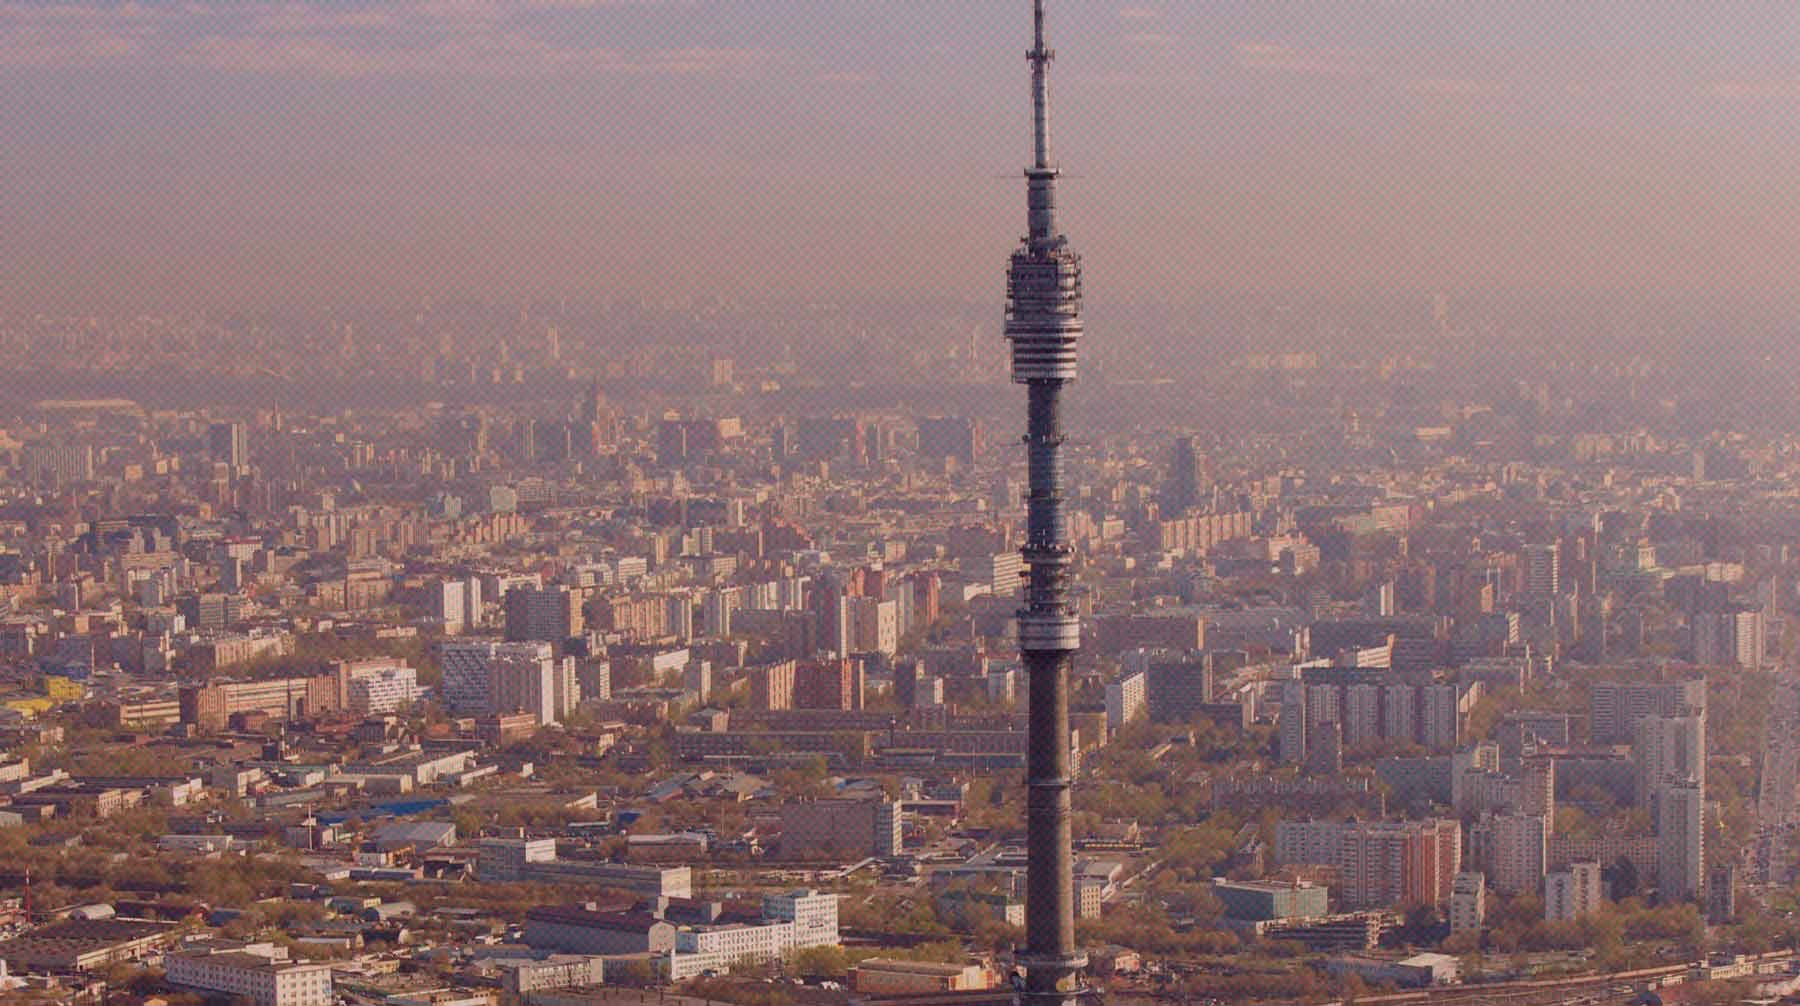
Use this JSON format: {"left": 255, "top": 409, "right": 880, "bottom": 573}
{"left": 9, "top": 2, "right": 1800, "bottom": 310}
{"left": 2, "top": 4, "right": 1800, "bottom": 1004}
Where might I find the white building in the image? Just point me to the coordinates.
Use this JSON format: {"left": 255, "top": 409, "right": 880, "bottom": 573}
{"left": 764, "top": 890, "right": 839, "bottom": 948}
{"left": 502, "top": 955, "right": 606, "bottom": 1002}
{"left": 847, "top": 596, "right": 899, "bottom": 657}
{"left": 339, "top": 659, "right": 423, "bottom": 715}
{"left": 479, "top": 836, "right": 558, "bottom": 881}
{"left": 1544, "top": 861, "right": 1602, "bottom": 922}
{"left": 1634, "top": 714, "right": 1705, "bottom": 806}
{"left": 703, "top": 586, "right": 743, "bottom": 637}
{"left": 436, "top": 580, "right": 468, "bottom": 632}
{"left": 1105, "top": 671, "right": 1147, "bottom": 730}
{"left": 479, "top": 838, "right": 691, "bottom": 897}
{"left": 166, "top": 948, "right": 333, "bottom": 1006}
{"left": 668, "top": 920, "right": 795, "bottom": 980}
{"left": 1449, "top": 872, "right": 1486, "bottom": 934}
{"left": 439, "top": 640, "right": 576, "bottom": 724}
{"left": 1693, "top": 608, "right": 1765, "bottom": 669}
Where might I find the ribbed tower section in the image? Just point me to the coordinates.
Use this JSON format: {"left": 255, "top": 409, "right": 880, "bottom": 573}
{"left": 1007, "top": 3, "right": 1085, "bottom": 1005}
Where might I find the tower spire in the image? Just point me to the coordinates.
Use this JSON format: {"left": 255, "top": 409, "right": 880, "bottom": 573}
{"left": 1030, "top": 0, "right": 1054, "bottom": 170}
{"left": 1025, "top": 0, "right": 1060, "bottom": 248}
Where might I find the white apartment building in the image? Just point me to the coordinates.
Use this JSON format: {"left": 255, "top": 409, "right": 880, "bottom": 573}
{"left": 847, "top": 596, "right": 899, "bottom": 657}
{"left": 1450, "top": 872, "right": 1486, "bottom": 934}
{"left": 1544, "top": 861, "right": 1603, "bottom": 922}
{"left": 762, "top": 890, "right": 839, "bottom": 948}
{"left": 166, "top": 948, "right": 333, "bottom": 1006}
{"left": 439, "top": 640, "right": 575, "bottom": 724}
{"left": 668, "top": 920, "right": 796, "bottom": 980}
{"left": 340, "top": 659, "right": 423, "bottom": 715}
{"left": 1105, "top": 671, "right": 1147, "bottom": 730}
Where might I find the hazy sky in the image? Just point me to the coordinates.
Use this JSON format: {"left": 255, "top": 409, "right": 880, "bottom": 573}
{"left": 5, "top": 0, "right": 1800, "bottom": 311}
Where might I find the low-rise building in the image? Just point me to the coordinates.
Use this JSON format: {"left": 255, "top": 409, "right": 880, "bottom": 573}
{"left": 1212, "top": 878, "right": 1330, "bottom": 923}
{"left": 851, "top": 959, "right": 993, "bottom": 995}
{"left": 1325, "top": 953, "right": 1460, "bottom": 989}
{"left": 0, "top": 918, "right": 176, "bottom": 971}
{"left": 164, "top": 946, "right": 334, "bottom": 1006}
{"left": 524, "top": 907, "right": 675, "bottom": 956}
{"left": 500, "top": 955, "right": 605, "bottom": 1005}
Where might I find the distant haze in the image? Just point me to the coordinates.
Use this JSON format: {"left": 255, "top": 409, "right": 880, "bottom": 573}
{"left": 4, "top": 1, "right": 1800, "bottom": 310}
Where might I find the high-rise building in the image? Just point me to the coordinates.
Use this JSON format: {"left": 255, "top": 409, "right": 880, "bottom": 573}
{"left": 1382, "top": 682, "right": 1417, "bottom": 743}
{"left": 1692, "top": 607, "right": 1766, "bottom": 668}
{"left": 1420, "top": 683, "right": 1462, "bottom": 751}
{"left": 963, "top": 552, "right": 1027, "bottom": 599}
{"left": 1591, "top": 678, "right": 1707, "bottom": 744}
{"left": 1144, "top": 653, "right": 1213, "bottom": 724}
{"left": 437, "top": 579, "right": 486, "bottom": 633}
{"left": 683, "top": 660, "right": 713, "bottom": 703}
{"left": 1006, "top": 3, "right": 1086, "bottom": 1001}
{"left": 504, "top": 585, "right": 583, "bottom": 644}
{"left": 1278, "top": 681, "right": 1308, "bottom": 765}
{"left": 207, "top": 421, "right": 249, "bottom": 470}
{"left": 1657, "top": 782, "right": 1705, "bottom": 903}
{"left": 1634, "top": 714, "right": 1706, "bottom": 807}
{"left": 1544, "top": 861, "right": 1603, "bottom": 921}
{"left": 753, "top": 661, "right": 797, "bottom": 711}
{"left": 1275, "top": 819, "right": 1462, "bottom": 910}
{"left": 1160, "top": 436, "right": 1206, "bottom": 515}
{"left": 1521, "top": 543, "right": 1561, "bottom": 599}
{"left": 1104, "top": 670, "right": 1147, "bottom": 729}
{"left": 1708, "top": 864, "right": 1737, "bottom": 924}
{"left": 439, "top": 639, "right": 575, "bottom": 725}
{"left": 1487, "top": 813, "right": 1549, "bottom": 896}
{"left": 1344, "top": 683, "right": 1382, "bottom": 748}
{"left": 795, "top": 659, "right": 862, "bottom": 711}
{"left": 916, "top": 416, "right": 982, "bottom": 466}
{"left": 1305, "top": 720, "right": 1344, "bottom": 776}
{"left": 579, "top": 659, "right": 612, "bottom": 704}
{"left": 21, "top": 440, "right": 94, "bottom": 488}
{"left": 436, "top": 579, "right": 468, "bottom": 632}
{"left": 1449, "top": 873, "right": 1486, "bottom": 934}
{"left": 846, "top": 596, "right": 899, "bottom": 656}
{"left": 334, "top": 659, "right": 423, "bottom": 716}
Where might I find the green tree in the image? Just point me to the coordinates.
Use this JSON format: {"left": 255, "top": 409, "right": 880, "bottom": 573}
{"left": 789, "top": 945, "right": 850, "bottom": 977}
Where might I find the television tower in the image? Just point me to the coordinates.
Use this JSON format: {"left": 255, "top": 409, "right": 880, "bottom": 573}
{"left": 1006, "top": 3, "right": 1085, "bottom": 1005}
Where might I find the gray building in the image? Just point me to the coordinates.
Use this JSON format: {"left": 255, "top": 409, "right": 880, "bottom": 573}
{"left": 524, "top": 907, "right": 675, "bottom": 956}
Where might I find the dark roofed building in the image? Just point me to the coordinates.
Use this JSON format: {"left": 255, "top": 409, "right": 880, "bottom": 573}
{"left": 524, "top": 906, "right": 676, "bottom": 956}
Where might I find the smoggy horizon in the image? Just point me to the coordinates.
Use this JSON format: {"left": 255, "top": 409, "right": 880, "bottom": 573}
{"left": 5, "top": 1, "right": 1800, "bottom": 313}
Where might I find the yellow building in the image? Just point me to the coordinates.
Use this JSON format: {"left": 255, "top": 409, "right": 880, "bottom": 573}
{"left": 44, "top": 676, "right": 86, "bottom": 701}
